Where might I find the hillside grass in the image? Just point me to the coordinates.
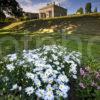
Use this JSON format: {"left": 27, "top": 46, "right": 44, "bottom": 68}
{"left": 0, "top": 13, "right": 100, "bottom": 32}
{"left": 2, "top": 21, "right": 24, "bottom": 30}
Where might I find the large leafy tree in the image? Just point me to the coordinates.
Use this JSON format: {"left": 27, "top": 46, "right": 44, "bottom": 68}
{"left": 0, "top": 0, "right": 23, "bottom": 18}
{"left": 76, "top": 7, "right": 84, "bottom": 14}
{"left": 85, "top": 2, "right": 92, "bottom": 13}
{"left": 0, "top": 10, "right": 6, "bottom": 19}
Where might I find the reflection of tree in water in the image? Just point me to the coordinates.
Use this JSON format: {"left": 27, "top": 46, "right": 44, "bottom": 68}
{"left": 0, "top": 36, "right": 19, "bottom": 57}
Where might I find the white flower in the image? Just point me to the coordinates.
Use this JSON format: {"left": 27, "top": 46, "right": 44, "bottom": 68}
{"left": 36, "top": 89, "right": 45, "bottom": 98}
{"left": 8, "top": 54, "right": 17, "bottom": 61}
{"left": 61, "top": 64, "right": 64, "bottom": 68}
{"left": 46, "top": 84, "right": 53, "bottom": 92}
{"left": 52, "top": 54, "right": 58, "bottom": 60}
{"left": 63, "top": 92, "right": 68, "bottom": 98}
{"left": 44, "top": 51, "right": 48, "bottom": 55}
{"left": 45, "top": 69, "right": 53, "bottom": 76}
{"left": 10, "top": 84, "right": 18, "bottom": 90}
{"left": 40, "top": 74, "right": 48, "bottom": 83}
{"left": 64, "top": 56, "right": 70, "bottom": 62}
{"left": 73, "top": 75, "right": 77, "bottom": 79}
{"left": 48, "top": 77, "right": 53, "bottom": 84}
{"left": 66, "top": 60, "right": 77, "bottom": 75}
{"left": 57, "top": 67, "right": 61, "bottom": 70}
{"left": 56, "top": 90, "right": 63, "bottom": 96}
{"left": 58, "top": 51, "right": 63, "bottom": 56}
{"left": 57, "top": 74, "right": 69, "bottom": 83}
{"left": 6, "top": 64, "right": 15, "bottom": 72}
{"left": 59, "top": 84, "right": 70, "bottom": 93}
{"left": 18, "top": 86, "right": 22, "bottom": 91}
{"left": 46, "top": 64, "right": 52, "bottom": 69}
{"left": 17, "top": 60, "right": 25, "bottom": 66}
{"left": 69, "top": 63, "right": 77, "bottom": 75}
{"left": 54, "top": 61, "right": 59, "bottom": 65}
{"left": 25, "top": 87, "right": 34, "bottom": 96}
{"left": 34, "top": 78, "right": 41, "bottom": 87}
{"left": 53, "top": 70, "right": 58, "bottom": 74}
{"left": 26, "top": 72, "right": 34, "bottom": 80}
{"left": 44, "top": 91, "right": 54, "bottom": 100}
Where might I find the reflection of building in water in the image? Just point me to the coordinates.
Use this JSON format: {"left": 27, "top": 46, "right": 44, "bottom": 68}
{"left": 39, "top": 3, "right": 67, "bottom": 19}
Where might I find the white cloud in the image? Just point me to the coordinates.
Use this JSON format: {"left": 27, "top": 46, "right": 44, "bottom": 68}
{"left": 17, "top": 0, "right": 32, "bottom": 6}
{"left": 52, "top": 0, "right": 71, "bottom": 8}
{"left": 17, "top": 0, "right": 46, "bottom": 13}
{"left": 52, "top": 0, "right": 66, "bottom": 4}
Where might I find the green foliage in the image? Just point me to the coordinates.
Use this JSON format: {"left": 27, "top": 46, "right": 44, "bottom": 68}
{"left": 85, "top": 2, "right": 92, "bottom": 13}
{"left": 76, "top": 67, "right": 100, "bottom": 100}
{"left": 0, "top": 0, "right": 23, "bottom": 18}
{"left": 76, "top": 7, "right": 84, "bottom": 14}
{"left": 0, "top": 10, "right": 6, "bottom": 20}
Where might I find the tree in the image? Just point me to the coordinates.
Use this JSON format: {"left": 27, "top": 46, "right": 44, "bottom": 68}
{"left": 85, "top": 2, "right": 92, "bottom": 13}
{"left": 0, "top": 0, "right": 23, "bottom": 18}
{"left": 0, "top": 10, "right": 6, "bottom": 21}
{"left": 94, "top": 7, "right": 98, "bottom": 13}
{"left": 76, "top": 7, "right": 84, "bottom": 14}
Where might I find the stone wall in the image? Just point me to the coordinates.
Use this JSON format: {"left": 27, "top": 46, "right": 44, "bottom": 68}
{"left": 54, "top": 6, "right": 67, "bottom": 17}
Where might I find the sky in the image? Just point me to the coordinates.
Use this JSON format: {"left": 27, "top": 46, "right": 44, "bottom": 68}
{"left": 17, "top": 0, "right": 100, "bottom": 14}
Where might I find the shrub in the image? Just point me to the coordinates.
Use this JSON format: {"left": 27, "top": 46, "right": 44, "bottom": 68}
{"left": 76, "top": 67, "right": 100, "bottom": 99}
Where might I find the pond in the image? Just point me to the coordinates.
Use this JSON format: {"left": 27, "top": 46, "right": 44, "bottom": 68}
{"left": 0, "top": 34, "right": 63, "bottom": 56}
{"left": 0, "top": 33, "right": 100, "bottom": 69}
{"left": 0, "top": 32, "right": 100, "bottom": 99}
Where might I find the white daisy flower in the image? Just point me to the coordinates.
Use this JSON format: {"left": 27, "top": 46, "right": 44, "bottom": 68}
{"left": 25, "top": 87, "right": 34, "bottom": 96}
{"left": 6, "top": 63, "right": 15, "bottom": 72}
{"left": 44, "top": 91, "right": 54, "bottom": 100}
{"left": 10, "top": 84, "right": 18, "bottom": 90}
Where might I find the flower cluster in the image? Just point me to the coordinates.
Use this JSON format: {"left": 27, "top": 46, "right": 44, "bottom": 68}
{"left": 0, "top": 45, "right": 81, "bottom": 100}
{"left": 78, "top": 67, "right": 100, "bottom": 90}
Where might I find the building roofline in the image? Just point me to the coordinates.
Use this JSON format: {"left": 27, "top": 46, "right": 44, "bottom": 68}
{"left": 39, "top": 4, "right": 54, "bottom": 10}
{"left": 39, "top": 4, "right": 67, "bottom": 11}
{"left": 23, "top": 12, "right": 39, "bottom": 14}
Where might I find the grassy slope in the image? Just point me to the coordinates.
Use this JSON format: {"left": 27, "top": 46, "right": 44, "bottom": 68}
{"left": 0, "top": 13, "right": 100, "bottom": 35}
{"left": 2, "top": 22, "right": 24, "bottom": 30}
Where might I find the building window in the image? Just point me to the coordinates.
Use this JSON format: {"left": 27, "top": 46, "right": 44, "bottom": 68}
{"left": 40, "top": 13, "right": 46, "bottom": 18}
{"left": 48, "top": 11, "right": 52, "bottom": 17}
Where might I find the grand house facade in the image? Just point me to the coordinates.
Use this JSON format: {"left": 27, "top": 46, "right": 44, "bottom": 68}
{"left": 39, "top": 3, "right": 67, "bottom": 19}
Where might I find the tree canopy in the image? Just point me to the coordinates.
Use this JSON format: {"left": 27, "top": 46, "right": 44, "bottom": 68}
{"left": 76, "top": 7, "right": 84, "bottom": 14}
{"left": 85, "top": 2, "right": 92, "bottom": 13}
{"left": 0, "top": 0, "right": 23, "bottom": 18}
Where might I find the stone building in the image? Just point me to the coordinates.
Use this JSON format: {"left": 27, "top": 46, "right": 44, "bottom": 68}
{"left": 39, "top": 3, "right": 67, "bottom": 18}
{"left": 23, "top": 12, "right": 39, "bottom": 20}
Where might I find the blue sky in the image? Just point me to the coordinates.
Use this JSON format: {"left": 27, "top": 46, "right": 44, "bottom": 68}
{"left": 17, "top": 0, "right": 100, "bottom": 14}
